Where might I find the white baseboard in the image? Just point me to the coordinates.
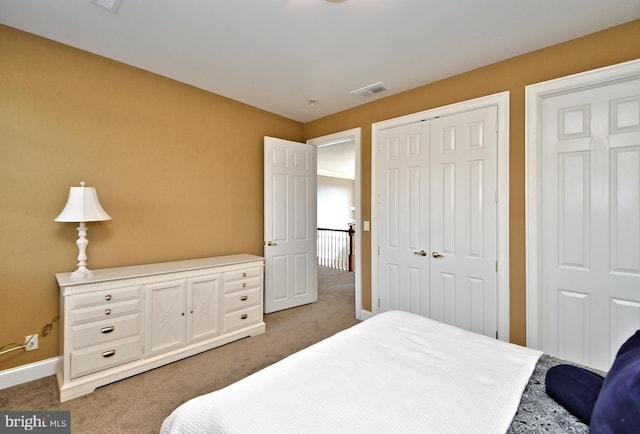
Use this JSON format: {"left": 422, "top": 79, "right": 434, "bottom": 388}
{"left": 359, "top": 309, "right": 373, "bottom": 320}
{"left": 0, "top": 357, "right": 60, "bottom": 390}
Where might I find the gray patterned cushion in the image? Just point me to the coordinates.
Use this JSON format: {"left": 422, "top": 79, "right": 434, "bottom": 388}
{"left": 508, "top": 355, "right": 589, "bottom": 433}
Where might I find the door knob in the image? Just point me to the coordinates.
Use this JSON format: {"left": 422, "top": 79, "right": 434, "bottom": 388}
{"left": 414, "top": 250, "right": 427, "bottom": 256}
{"left": 266, "top": 241, "right": 278, "bottom": 246}
{"left": 432, "top": 251, "right": 444, "bottom": 258}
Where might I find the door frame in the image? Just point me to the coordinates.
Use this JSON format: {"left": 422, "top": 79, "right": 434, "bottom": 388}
{"left": 371, "top": 92, "right": 510, "bottom": 341}
{"left": 307, "top": 128, "right": 363, "bottom": 319}
{"left": 525, "top": 58, "right": 640, "bottom": 350}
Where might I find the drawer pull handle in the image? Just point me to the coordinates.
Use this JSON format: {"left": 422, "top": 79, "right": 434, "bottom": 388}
{"left": 240, "top": 314, "right": 248, "bottom": 320}
{"left": 101, "top": 326, "right": 115, "bottom": 334}
{"left": 240, "top": 295, "right": 248, "bottom": 301}
{"left": 104, "top": 309, "right": 112, "bottom": 315}
{"left": 105, "top": 295, "right": 112, "bottom": 301}
{"left": 242, "top": 272, "right": 247, "bottom": 277}
{"left": 242, "top": 282, "right": 246, "bottom": 288}
{"left": 102, "top": 350, "right": 116, "bottom": 358}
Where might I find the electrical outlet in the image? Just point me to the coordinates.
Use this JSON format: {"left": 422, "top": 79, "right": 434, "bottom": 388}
{"left": 25, "top": 334, "right": 38, "bottom": 351}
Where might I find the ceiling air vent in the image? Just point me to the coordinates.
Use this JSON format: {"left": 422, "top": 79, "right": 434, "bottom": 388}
{"left": 350, "top": 82, "right": 390, "bottom": 98}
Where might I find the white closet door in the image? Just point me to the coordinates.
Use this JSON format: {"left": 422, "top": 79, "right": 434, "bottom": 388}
{"left": 429, "top": 106, "right": 498, "bottom": 337}
{"left": 377, "top": 122, "right": 431, "bottom": 316}
{"left": 375, "top": 106, "right": 499, "bottom": 339}
{"left": 541, "top": 78, "right": 640, "bottom": 371}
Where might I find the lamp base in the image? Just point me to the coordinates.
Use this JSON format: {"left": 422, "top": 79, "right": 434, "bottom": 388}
{"left": 70, "top": 266, "right": 94, "bottom": 279}
{"left": 70, "top": 222, "right": 93, "bottom": 279}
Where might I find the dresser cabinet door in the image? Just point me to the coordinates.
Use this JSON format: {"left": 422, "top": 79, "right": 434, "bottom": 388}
{"left": 145, "top": 280, "right": 187, "bottom": 356}
{"left": 187, "top": 274, "right": 222, "bottom": 343}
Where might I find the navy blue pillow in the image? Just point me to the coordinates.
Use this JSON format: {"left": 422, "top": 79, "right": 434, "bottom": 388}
{"left": 590, "top": 330, "right": 640, "bottom": 434}
{"left": 545, "top": 364, "right": 604, "bottom": 424}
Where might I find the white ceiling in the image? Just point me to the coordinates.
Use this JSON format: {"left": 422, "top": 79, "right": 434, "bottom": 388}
{"left": 318, "top": 139, "right": 355, "bottom": 179}
{"left": 1, "top": 0, "right": 639, "bottom": 122}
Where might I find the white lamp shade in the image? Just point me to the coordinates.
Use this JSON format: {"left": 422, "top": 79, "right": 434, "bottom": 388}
{"left": 55, "top": 182, "right": 111, "bottom": 222}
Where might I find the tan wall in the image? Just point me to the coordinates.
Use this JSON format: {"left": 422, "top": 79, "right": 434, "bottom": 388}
{"left": 0, "top": 25, "right": 303, "bottom": 371}
{"left": 303, "top": 19, "right": 640, "bottom": 345}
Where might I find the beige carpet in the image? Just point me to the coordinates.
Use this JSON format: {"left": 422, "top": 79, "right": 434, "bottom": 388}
{"left": 0, "top": 267, "right": 358, "bottom": 433}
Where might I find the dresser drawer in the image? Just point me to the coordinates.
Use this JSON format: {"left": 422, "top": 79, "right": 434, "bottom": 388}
{"left": 69, "top": 285, "right": 142, "bottom": 310}
{"left": 225, "top": 267, "right": 262, "bottom": 283}
{"left": 70, "top": 336, "right": 142, "bottom": 379}
{"left": 224, "top": 276, "right": 261, "bottom": 294}
{"left": 224, "top": 305, "right": 261, "bottom": 332}
{"left": 224, "top": 287, "right": 260, "bottom": 313}
{"left": 71, "top": 313, "right": 141, "bottom": 350}
{"left": 70, "top": 299, "right": 142, "bottom": 325}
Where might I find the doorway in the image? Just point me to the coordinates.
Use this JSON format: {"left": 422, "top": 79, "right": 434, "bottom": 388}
{"left": 307, "top": 128, "right": 363, "bottom": 320}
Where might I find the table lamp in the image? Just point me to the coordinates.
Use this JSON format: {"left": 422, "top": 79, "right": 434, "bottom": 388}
{"left": 55, "top": 181, "right": 111, "bottom": 278}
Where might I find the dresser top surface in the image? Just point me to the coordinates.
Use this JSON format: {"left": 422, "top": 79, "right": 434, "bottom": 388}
{"left": 56, "top": 254, "right": 264, "bottom": 287}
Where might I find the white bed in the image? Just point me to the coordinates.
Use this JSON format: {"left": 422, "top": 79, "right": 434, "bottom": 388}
{"left": 161, "top": 311, "right": 544, "bottom": 433}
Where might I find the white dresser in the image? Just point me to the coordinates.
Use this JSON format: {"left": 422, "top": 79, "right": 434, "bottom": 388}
{"left": 56, "top": 254, "right": 265, "bottom": 402}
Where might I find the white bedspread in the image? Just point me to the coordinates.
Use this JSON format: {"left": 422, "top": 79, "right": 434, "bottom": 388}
{"left": 161, "top": 311, "right": 542, "bottom": 434}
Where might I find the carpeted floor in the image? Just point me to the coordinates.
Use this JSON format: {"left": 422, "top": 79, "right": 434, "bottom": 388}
{"left": 0, "top": 266, "right": 358, "bottom": 433}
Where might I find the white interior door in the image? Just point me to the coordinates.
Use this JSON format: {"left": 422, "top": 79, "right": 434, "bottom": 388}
{"left": 540, "top": 78, "right": 640, "bottom": 371}
{"left": 429, "top": 107, "right": 498, "bottom": 337}
{"left": 375, "top": 106, "right": 499, "bottom": 339}
{"left": 264, "top": 136, "right": 318, "bottom": 313}
{"left": 377, "top": 122, "right": 430, "bottom": 316}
